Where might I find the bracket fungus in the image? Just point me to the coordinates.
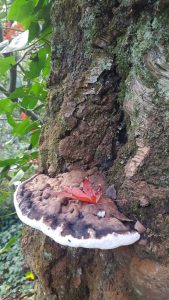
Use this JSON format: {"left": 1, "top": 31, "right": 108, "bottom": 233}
{"left": 14, "top": 170, "right": 140, "bottom": 249}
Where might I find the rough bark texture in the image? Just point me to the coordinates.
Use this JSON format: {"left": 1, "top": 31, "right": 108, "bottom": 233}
{"left": 22, "top": 1, "right": 169, "bottom": 299}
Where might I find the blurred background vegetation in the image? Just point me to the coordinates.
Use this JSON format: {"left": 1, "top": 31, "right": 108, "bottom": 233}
{"left": 0, "top": 0, "right": 52, "bottom": 298}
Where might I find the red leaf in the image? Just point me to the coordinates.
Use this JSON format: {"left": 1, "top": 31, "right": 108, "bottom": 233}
{"left": 95, "top": 189, "right": 102, "bottom": 202}
{"left": 54, "top": 190, "right": 96, "bottom": 203}
{"left": 53, "top": 178, "right": 102, "bottom": 204}
{"left": 83, "top": 177, "right": 94, "bottom": 197}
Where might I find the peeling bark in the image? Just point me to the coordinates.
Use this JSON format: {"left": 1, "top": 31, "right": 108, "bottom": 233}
{"left": 22, "top": 1, "right": 169, "bottom": 299}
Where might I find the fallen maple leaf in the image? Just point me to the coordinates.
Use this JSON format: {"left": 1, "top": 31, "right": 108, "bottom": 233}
{"left": 53, "top": 177, "right": 102, "bottom": 203}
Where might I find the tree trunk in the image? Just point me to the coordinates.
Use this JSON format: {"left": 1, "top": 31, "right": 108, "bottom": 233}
{"left": 22, "top": 1, "right": 169, "bottom": 299}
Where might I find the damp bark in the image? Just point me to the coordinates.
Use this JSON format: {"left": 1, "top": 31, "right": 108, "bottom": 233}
{"left": 22, "top": 1, "right": 169, "bottom": 299}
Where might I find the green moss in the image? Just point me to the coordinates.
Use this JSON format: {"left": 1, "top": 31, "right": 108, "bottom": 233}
{"left": 122, "top": 195, "right": 169, "bottom": 226}
{"left": 117, "top": 78, "right": 128, "bottom": 104}
{"left": 79, "top": 8, "right": 97, "bottom": 56}
{"left": 108, "top": 7, "right": 169, "bottom": 106}
{"left": 113, "top": 36, "right": 130, "bottom": 79}
{"left": 56, "top": 114, "right": 68, "bottom": 138}
{"left": 107, "top": 139, "right": 137, "bottom": 187}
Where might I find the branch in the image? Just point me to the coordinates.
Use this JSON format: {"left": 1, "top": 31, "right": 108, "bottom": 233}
{"left": 14, "top": 42, "right": 46, "bottom": 68}
{"left": 9, "top": 64, "right": 17, "bottom": 94}
{"left": 18, "top": 63, "right": 26, "bottom": 74}
{"left": 26, "top": 109, "right": 43, "bottom": 124}
{"left": 42, "top": 38, "right": 50, "bottom": 46}
{"left": 8, "top": 61, "right": 43, "bottom": 123}
{"left": 0, "top": 84, "right": 9, "bottom": 96}
{"left": 0, "top": 22, "right": 3, "bottom": 42}
{"left": 14, "top": 48, "right": 31, "bottom": 66}
{"left": 18, "top": 31, "right": 52, "bottom": 52}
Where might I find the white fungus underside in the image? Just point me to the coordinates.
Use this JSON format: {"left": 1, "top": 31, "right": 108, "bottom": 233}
{"left": 14, "top": 180, "right": 140, "bottom": 250}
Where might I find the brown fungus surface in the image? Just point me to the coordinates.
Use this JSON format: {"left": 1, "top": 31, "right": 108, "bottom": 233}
{"left": 15, "top": 170, "right": 140, "bottom": 248}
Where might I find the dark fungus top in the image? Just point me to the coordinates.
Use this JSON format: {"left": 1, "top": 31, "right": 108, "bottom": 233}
{"left": 14, "top": 170, "right": 140, "bottom": 248}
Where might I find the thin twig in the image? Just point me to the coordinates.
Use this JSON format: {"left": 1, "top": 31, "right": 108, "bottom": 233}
{"left": 18, "top": 31, "right": 52, "bottom": 52}
{"left": 14, "top": 42, "right": 45, "bottom": 67}
{"left": 0, "top": 84, "right": 9, "bottom": 96}
{"left": 18, "top": 63, "right": 26, "bottom": 74}
{"left": 42, "top": 38, "right": 50, "bottom": 46}
{"left": 26, "top": 109, "right": 43, "bottom": 124}
{"left": 14, "top": 49, "right": 31, "bottom": 67}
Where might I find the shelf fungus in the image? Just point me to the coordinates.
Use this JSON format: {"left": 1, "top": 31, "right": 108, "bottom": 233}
{"left": 14, "top": 170, "right": 140, "bottom": 249}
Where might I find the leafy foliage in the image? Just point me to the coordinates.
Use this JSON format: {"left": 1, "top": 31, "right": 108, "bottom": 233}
{"left": 0, "top": 220, "right": 34, "bottom": 298}
{"left": 0, "top": 236, "right": 18, "bottom": 255}
{"left": 0, "top": 0, "right": 52, "bottom": 298}
{"left": 0, "top": 0, "right": 51, "bottom": 183}
{"left": 0, "top": 56, "right": 15, "bottom": 76}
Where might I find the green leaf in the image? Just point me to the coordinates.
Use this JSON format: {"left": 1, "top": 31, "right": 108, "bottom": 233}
{"left": 0, "top": 99, "right": 17, "bottom": 114}
{"left": 0, "top": 237, "right": 18, "bottom": 255}
{"left": 10, "top": 86, "right": 28, "bottom": 98}
{"left": 12, "top": 118, "right": 31, "bottom": 137}
{"left": 29, "top": 151, "right": 39, "bottom": 159}
{"left": 25, "top": 48, "right": 47, "bottom": 80}
{"left": 7, "top": 115, "right": 33, "bottom": 137}
{"left": 7, "top": 115, "right": 17, "bottom": 128}
{"left": 30, "top": 129, "right": 41, "bottom": 147}
{"left": 30, "top": 82, "right": 42, "bottom": 95}
{"left": 10, "top": 84, "right": 46, "bottom": 108}
{"left": 0, "top": 57, "right": 15, "bottom": 77}
{"left": 28, "top": 22, "right": 41, "bottom": 42}
{"left": 10, "top": 169, "right": 24, "bottom": 185}
{"left": 0, "top": 158, "right": 18, "bottom": 168}
{"left": 0, "top": 190, "right": 10, "bottom": 203}
{"left": 30, "top": 82, "right": 48, "bottom": 101}
{"left": 24, "top": 120, "right": 40, "bottom": 134}
{"left": 21, "top": 95, "right": 38, "bottom": 109}
{"left": 43, "top": 54, "right": 50, "bottom": 77}
{"left": 0, "top": 166, "right": 11, "bottom": 181}
{"left": 10, "top": 86, "right": 39, "bottom": 109}
{"left": 8, "top": 0, "right": 37, "bottom": 28}
{"left": 0, "top": 152, "right": 38, "bottom": 169}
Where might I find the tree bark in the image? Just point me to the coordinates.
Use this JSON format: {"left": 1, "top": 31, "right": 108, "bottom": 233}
{"left": 22, "top": 1, "right": 169, "bottom": 299}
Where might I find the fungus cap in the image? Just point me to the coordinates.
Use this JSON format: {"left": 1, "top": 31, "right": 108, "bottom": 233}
{"left": 14, "top": 170, "right": 140, "bottom": 249}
